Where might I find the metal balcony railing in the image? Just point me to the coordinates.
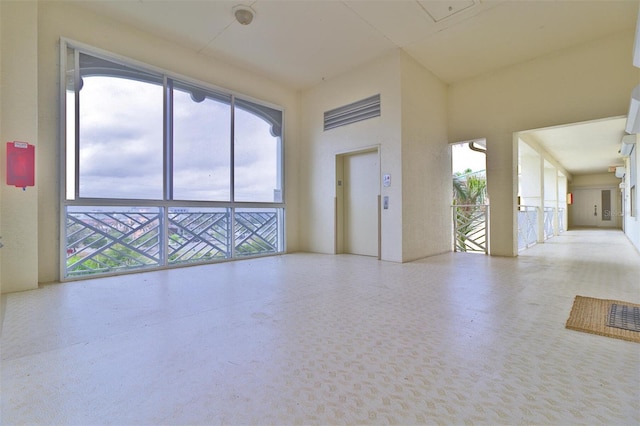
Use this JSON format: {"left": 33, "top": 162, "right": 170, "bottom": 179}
{"left": 517, "top": 206, "right": 538, "bottom": 251}
{"left": 558, "top": 208, "right": 565, "bottom": 233}
{"left": 234, "top": 210, "right": 279, "bottom": 256}
{"left": 452, "top": 204, "right": 488, "bottom": 254}
{"left": 168, "top": 209, "right": 231, "bottom": 264}
{"left": 66, "top": 206, "right": 282, "bottom": 278}
{"left": 517, "top": 206, "right": 565, "bottom": 252}
{"left": 543, "top": 207, "right": 555, "bottom": 240}
{"left": 66, "top": 208, "right": 162, "bottom": 277}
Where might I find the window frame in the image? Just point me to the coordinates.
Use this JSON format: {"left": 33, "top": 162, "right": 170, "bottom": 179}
{"left": 59, "top": 38, "right": 286, "bottom": 280}
{"left": 630, "top": 144, "right": 637, "bottom": 218}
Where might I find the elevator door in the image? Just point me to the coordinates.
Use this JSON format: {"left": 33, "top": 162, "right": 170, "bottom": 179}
{"left": 343, "top": 151, "right": 379, "bottom": 256}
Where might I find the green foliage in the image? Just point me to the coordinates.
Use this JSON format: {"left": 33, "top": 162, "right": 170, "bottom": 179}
{"left": 453, "top": 168, "right": 487, "bottom": 206}
{"left": 453, "top": 169, "right": 487, "bottom": 252}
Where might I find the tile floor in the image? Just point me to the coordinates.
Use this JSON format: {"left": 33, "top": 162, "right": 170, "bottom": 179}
{"left": 1, "top": 229, "right": 639, "bottom": 425}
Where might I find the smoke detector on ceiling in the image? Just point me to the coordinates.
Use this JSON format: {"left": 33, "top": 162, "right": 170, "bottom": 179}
{"left": 233, "top": 5, "right": 255, "bottom": 26}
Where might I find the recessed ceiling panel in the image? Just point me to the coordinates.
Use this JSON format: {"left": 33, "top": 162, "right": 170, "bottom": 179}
{"left": 418, "top": 0, "right": 477, "bottom": 23}
{"left": 344, "top": 0, "right": 436, "bottom": 47}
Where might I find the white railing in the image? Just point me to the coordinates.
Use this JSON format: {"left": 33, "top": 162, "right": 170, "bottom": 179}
{"left": 66, "top": 206, "right": 282, "bottom": 278}
{"left": 557, "top": 208, "right": 565, "bottom": 233}
{"left": 452, "top": 204, "right": 489, "bottom": 254}
{"left": 168, "top": 209, "right": 231, "bottom": 264}
{"left": 517, "top": 206, "right": 565, "bottom": 252}
{"left": 66, "top": 208, "right": 162, "bottom": 276}
{"left": 517, "top": 205, "right": 538, "bottom": 251}
{"left": 543, "top": 207, "right": 555, "bottom": 240}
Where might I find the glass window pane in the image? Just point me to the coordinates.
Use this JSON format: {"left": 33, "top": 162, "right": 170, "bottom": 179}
{"left": 63, "top": 45, "right": 287, "bottom": 279}
{"left": 65, "top": 47, "right": 76, "bottom": 200}
{"left": 78, "top": 53, "right": 164, "bottom": 199}
{"left": 172, "top": 83, "right": 231, "bottom": 201}
{"left": 234, "top": 100, "right": 282, "bottom": 202}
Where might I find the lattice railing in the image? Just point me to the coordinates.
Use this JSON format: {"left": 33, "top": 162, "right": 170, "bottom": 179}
{"left": 557, "top": 208, "right": 565, "bottom": 233}
{"left": 168, "top": 209, "right": 230, "bottom": 264}
{"left": 66, "top": 208, "right": 161, "bottom": 277}
{"left": 66, "top": 206, "right": 282, "bottom": 278}
{"left": 543, "top": 207, "right": 555, "bottom": 240}
{"left": 517, "top": 206, "right": 538, "bottom": 251}
{"left": 452, "top": 204, "right": 488, "bottom": 254}
{"left": 235, "top": 210, "right": 279, "bottom": 256}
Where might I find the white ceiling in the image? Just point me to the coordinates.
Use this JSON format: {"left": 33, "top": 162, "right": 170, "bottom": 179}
{"left": 70, "top": 0, "right": 638, "bottom": 176}
{"left": 520, "top": 117, "right": 629, "bottom": 177}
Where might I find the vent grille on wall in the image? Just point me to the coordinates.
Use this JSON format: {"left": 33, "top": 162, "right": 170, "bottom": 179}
{"left": 324, "top": 94, "right": 381, "bottom": 131}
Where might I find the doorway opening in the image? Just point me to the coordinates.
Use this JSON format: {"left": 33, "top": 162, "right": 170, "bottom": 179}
{"left": 451, "top": 139, "right": 488, "bottom": 254}
{"left": 335, "top": 147, "right": 380, "bottom": 258}
{"left": 516, "top": 117, "right": 626, "bottom": 252}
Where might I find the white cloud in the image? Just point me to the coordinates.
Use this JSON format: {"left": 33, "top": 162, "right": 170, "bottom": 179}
{"left": 74, "top": 75, "right": 281, "bottom": 202}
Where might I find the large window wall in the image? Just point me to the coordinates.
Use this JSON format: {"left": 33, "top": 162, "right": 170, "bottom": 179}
{"left": 62, "top": 41, "right": 284, "bottom": 279}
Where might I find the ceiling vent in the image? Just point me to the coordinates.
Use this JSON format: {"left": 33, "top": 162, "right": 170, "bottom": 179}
{"left": 324, "top": 94, "right": 381, "bottom": 131}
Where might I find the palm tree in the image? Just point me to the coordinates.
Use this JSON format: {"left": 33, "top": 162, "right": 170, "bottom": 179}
{"left": 453, "top": 169, "right": 487, "bottom": 252}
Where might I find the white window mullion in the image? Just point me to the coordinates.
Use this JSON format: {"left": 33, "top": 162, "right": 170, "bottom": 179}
{"left": 74, "top": 49, "right": 81, "bottom": 200}
{"left": 230, "top": 207, "right": 236, "bottom": 259}
{"left": 165, "top": 77, "right": 174, "bottom": 201}
{"left": 230, "top": 95, "right": 236, "bottom": 203}
{"left": 162, "top": 77, "right": 174, "bottom": 266}
{"left": 230, "top": 96, "right": 236, "bottom": 257}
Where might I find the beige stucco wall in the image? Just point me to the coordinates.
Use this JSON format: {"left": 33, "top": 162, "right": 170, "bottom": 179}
{"left": 399, "top": 53, "right": 450, "bottom": 261}
{"left": 1, "top": 1, "right": 39, "bottom": 293}
{"left": 0, "top": 0, "right": 2, "bottom": 293}
{"left": 1, "top": 0, "right": 3, "bottom": 293}
{"left": 2, "top": 1, "right": 300, "bottom": 292}
{"left": 449, "top": 30, "right": 638, "bottom": 256}
{"left": 519, "top": 151, "right": 542, "bottom": 207}
{"left": 299, "top": 52, "right": 403, "bottom": 260}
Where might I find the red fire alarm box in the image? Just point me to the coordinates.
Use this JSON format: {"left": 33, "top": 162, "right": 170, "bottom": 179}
{"left": 6, "top": 141, "right": 35, "bottom": 189}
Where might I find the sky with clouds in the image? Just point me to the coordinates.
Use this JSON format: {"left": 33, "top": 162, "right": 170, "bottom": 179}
{"left": 69, "top": 75, "right": 280, "bottom": 203}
